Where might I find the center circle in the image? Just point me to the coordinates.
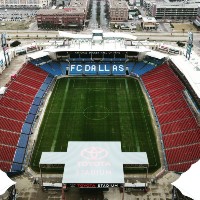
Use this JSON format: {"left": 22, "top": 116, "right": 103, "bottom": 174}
{"left": 83, "top": 106, "right": 109, "bottom": 120}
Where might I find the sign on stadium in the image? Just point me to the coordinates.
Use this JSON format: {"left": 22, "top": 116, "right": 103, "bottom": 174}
{"left": 65, "top": 183, "right": 120, "bottom": 188}
{"left": 70, "top": 64, "right": 125, "bottom": 73}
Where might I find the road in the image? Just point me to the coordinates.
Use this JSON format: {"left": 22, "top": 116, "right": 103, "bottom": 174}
{"left": 99, "top": 0, "right": 108, "bottom": 30}
{"left": 88, "top": 0, "right": 98, "bottom": 30}
{"left": 1, "top": 30, "right": 200, "bottom": 49}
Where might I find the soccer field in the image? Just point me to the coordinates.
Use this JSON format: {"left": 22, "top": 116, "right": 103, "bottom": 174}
{"left": 31, "top": 77, "right": 160, "bottom": 172}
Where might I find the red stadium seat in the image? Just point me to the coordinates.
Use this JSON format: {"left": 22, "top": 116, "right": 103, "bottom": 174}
{"left": 142, "top": 63, "right": 200, "bottom": 172}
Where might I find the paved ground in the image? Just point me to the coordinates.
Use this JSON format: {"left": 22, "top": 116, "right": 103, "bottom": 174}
{"left": 0, "top": 55, "right": 26, "bottom": 87}
{"left": 0, "top": 50, "right": 181, "bottom": 200}
{"left": 11, "top": 170, "right": 179, "bottom": 200}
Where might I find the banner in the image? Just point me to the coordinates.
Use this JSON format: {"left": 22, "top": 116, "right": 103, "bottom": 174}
{"left": 70, "top": 63, "right": 125, "bottom": 73}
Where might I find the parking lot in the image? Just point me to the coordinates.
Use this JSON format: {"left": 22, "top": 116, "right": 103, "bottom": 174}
{"left": 0, "top": 8, "right": 38, "bottom": 22}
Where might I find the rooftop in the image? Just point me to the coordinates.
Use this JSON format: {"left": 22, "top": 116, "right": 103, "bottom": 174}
{"left": 37, "top": 7, "right": 84, "bottom": 15}
{"left": 142, "top": 17, "right": 157, "bottom": 22}
{"left": 109, "top": 0, "right": 129, "bottom": 9}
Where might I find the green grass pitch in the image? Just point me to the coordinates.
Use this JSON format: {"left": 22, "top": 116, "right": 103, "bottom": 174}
{"left": 31, "top": 77, "right": 160, "bottom": 172}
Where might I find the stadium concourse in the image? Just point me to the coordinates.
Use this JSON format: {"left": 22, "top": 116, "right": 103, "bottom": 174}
{"left": 0, "top": 30, "right": 200, "bottom": 199}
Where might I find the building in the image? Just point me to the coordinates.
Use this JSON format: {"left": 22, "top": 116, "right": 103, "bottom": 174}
{"left": 193, "top": 5, "right": 200, "bottom": 30}
{"left": 36, "top": 0, "right": 89, "bottom": 29}
{"left": 0, "top": 0, "right": 49, "bottom": 8}
{"left": 143, "top": 0, "right": 199, "bottom": 20}
{"left": 36, "top": 8, "right": 86, "bottom": 29}
{"left": 109, "top": 0, "right": 129, "bottom": 23}
{"left": 141, "top": 17, "right": 158, "bottom": 29}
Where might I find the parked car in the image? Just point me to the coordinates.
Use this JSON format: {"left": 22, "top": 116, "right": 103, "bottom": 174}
{"left": 176, "top": 41, "right": 185, "bottom": 47}
{"left": 120, "top": 25, "right": 130, "bottom": 30}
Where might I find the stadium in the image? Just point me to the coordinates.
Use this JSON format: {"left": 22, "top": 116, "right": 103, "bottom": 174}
{"left": 0, "top": 30, "right": 200, "bottom": 199}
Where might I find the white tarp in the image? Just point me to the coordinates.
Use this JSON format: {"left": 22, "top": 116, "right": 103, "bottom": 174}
{"left": 171, "top": 160, "right": 200, "bottom": 200}
{"left": 40, "top": 142, "right": 148, "bottom": 184}
{"left": 0, "top": 170, "right": 16, "bottom": 195}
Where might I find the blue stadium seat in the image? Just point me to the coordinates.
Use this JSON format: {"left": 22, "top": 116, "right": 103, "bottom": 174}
{"left": 29, "top": 105, "right": 39, "bottom": 115}
{"left": 112, "top": 63, "right": 126, "bottom": 75}
{"left": 30, "top": 56, "right": 51, "bottom": 66}
{"left": 42, "top": 56, "right": 51, "bottom": 63}
{"left": 138, "top": 64, "right": 156, "bottom": 75}
{"left": 11, "top": 163, "right": 23, "bottom": 171}
{"left": 13, "top": 147, "right": 26, "bottom": 163}
{"left": 33, "top": 97, "right": 42, "bottom": 106}
{"left": 35, "top": 89, "right": 46, "bottom": 99}
{"left": 60, "top": 62, "right": 68, "bottom": 73}
{"left": 40, "top": 62, "right": 64, "bottom": 76}
{"left": 114, "top": 58, "right": 126, "bottom": 62}
{"left": 40, "top": 82, "right": 49, "bottom": 92}
{"left": 44, "top": 75, "right": 53, "bottom": 84}
{"left": 50, "top": 61, "right": 64, "bottom": 75}
{"left": 84, "top": 65, "right": 98, "bottom": 75}
{"left": 129, "top": 62, "right": 156, "bottom": 76}
{"left": 97, "top": 63, "right": 111, "bottom": 75}
{"left": 25, "top": 114, "right": 35, "bottom": 124}
{"left": 69, "top": 65, "right": 83, "bottom": 75}
{"left": 102, "top": 58, "right": 112, "bottom": 62}
{"left": 40, "top": 64, "right": 53, "bottom": 74}
{"left": 126, "top": 62, "right": 134, "bottom": 73}
{"left": 21, "top": 123, "right": 32, "bottom": 135}
{"left": 18, "top": 134, "right": 29, "bottom": 148}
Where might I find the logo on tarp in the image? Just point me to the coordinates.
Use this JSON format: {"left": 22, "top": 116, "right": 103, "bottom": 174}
{"left": 80, "top": 147, "right": 108, "bottom": 160}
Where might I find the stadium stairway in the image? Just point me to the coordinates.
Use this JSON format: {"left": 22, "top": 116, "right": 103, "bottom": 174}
{"left": 142, "top": 63, "right": 200, "bottom": 172}
{"left": 0, "top": 63, "right": 54, "bottom": 173}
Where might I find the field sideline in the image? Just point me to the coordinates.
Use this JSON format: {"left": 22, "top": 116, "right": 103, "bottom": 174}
{"left": 31, "top": 77, "right": 160, "bottom": 172}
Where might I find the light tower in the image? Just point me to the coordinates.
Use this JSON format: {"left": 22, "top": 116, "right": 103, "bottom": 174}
{"left": 185, "top": 32, "right": 193, "bottom": 60}
{"left": 1, "top": 33, "right": 10, "bottom": 68}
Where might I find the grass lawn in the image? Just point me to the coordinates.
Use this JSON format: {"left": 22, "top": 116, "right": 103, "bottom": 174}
{"left": 31, "top": 77, "right": 160, "bottom": 172}
{"left": 0, "top": 20, "right": 31, "bottom": 30}
{"left": 172, "top": 23, "right": 197, "bottom": 32}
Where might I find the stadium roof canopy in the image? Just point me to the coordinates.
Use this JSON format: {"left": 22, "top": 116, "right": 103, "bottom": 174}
{"left": 45, "top": 45, "right": 150, "bottom": 53}
{"left": 172, "top": 160, "right": 200, "bottom": 200}
{"left": 58, "top": 31, "right": 137, "bottom": 41}
{"left": 39, "top": 142, "right": 148, "bottom": 185}
{"left": 26, "top": 51, "right": 49, "bottom": 60}
{"left": 103, "top": 32, "right": 137, "bottom": 40}
{"left": 145, "top": 50, "right": 166, "bottom": 59}
{"left": 170, "top": 55, "right": 200, "bottom": 98}
{"left": 59, "top": 31, "right": 93, "bottom": 39}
